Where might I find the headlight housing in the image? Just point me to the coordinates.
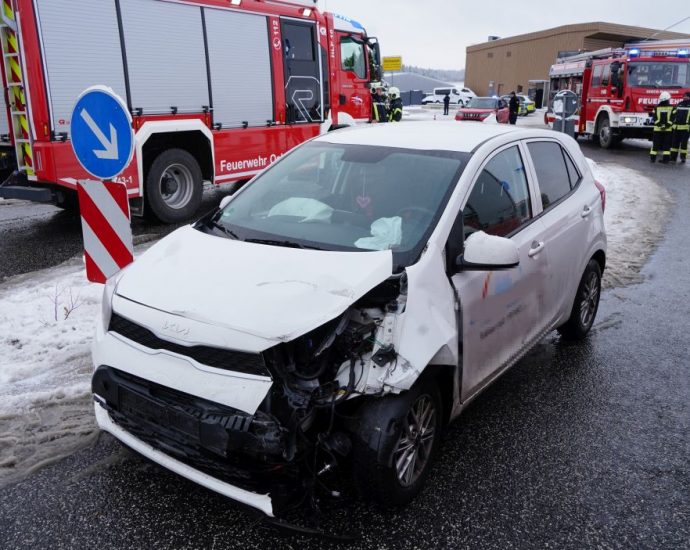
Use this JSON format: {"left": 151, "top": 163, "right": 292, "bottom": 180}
{"left": 101, "top": 271, "right": 125, "bottom": 329}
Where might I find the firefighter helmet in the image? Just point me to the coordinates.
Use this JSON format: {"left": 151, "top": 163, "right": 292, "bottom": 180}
{"left": 659, "top": 91, "right": 672, "bottom": 102}
{"left": 389, "top": 87, "right": 400, "bottom": 99}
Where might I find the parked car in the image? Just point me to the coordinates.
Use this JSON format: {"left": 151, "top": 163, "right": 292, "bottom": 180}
{"left": 456, "top": 96, "right": 510, "bottom": 123}
{"left": 520, "top": 94, "right": 537, "bottom": 113}
{"left": 500, "top": 94, "right": 534, "bottom": 116}
{"left": 422, "top": 86, "right": 475, "bottom": 106}
{"left": 92, "top": 122, "right": 606, "bottom": 519}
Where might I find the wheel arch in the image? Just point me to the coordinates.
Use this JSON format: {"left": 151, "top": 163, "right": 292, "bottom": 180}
{"left": 135, "top": 120, "right": 215, "bottom": 197}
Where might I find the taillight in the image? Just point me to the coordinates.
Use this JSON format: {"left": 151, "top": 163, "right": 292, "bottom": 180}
{"left": 594, "top": 179, "right": 606, "bottom": 212}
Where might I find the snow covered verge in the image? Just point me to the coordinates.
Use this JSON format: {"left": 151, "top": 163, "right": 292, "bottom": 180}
{"left": 0, "top": 158, "right": 672, "bottom": 485}
{"left": 587, "top": 159, "right": 672, "bottom": 288}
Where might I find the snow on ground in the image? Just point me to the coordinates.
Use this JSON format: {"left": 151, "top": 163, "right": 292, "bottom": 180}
{"left": 0, "top": 113, "right": 671, "bottom": 485}
{"left": 587, "top": 159, "right": 672, "bottom": 288}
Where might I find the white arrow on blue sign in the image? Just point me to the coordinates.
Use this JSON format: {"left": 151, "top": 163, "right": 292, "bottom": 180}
{"left": 70, "top": 86, "right": 134, "bottom": 180}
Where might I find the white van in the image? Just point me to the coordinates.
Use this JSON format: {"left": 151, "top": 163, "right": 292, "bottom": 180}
{"left": 422, "top": 86, "right": 476, "bottom": 106}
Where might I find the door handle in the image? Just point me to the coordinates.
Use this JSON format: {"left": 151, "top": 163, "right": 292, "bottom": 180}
{"left": 528, "top": 241, "right": 545, "bottom": 257}
{"left": 581, "top": 205, "right": 592, "bottom": 218}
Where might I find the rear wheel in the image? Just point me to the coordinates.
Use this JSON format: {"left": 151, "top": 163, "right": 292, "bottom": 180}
{"left": 145, "top": 148, "right": 202, "bottom": 223}
{"left": 352, "top": 377, "right": 441, "bottom": 507}
{"left": 558, "top": 259, "right": 602, "bottom": 340}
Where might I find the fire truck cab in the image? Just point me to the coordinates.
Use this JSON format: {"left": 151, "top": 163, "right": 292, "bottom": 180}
{"left": 0, "top": 0, "right": 382, "bottom": 222}
{"left": 547, "top": 41, "right": 690, "bottom": 148}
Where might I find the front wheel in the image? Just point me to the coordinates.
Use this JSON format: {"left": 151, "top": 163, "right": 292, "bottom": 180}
{"left": 597, "top": 117, "right": 617, "bottom": 149}
{"left": 558, "top": 259, "right": 602, "bottom": 340}
{"left": 352, "top": 377, "right": 441, "bottom": 507}
{"left": 145, "top": 149, "right": 203, "bottom": 223}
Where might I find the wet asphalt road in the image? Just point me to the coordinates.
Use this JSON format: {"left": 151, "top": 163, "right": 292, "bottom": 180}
{"left": 1, "top": 141, "right": 689, "bottom": 549}
{"left": 0, "top": 186, "right": 233, "bottom": 283}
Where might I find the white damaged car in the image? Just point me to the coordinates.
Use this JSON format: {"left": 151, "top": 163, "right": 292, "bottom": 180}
{"left": 92, "top": 122, "right": 606, "bottom": 518}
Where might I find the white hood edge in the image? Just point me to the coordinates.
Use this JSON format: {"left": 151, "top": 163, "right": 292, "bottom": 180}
{"left": 115, "top": 226, "right": 393, "bottom": 347}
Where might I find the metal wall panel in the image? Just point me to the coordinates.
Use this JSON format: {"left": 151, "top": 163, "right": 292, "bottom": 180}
{"left": 204, "top": 8, "right": 272, "bottom": 128}
{"left": 120, "top": 0, "right": 208, "bottom": 114}
{"left": 35, "top": 0, "right": 127, "bottom": 136}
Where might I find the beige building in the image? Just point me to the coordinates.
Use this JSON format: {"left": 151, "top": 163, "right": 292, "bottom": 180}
{"left": 465, "top": 22, "right": 690, "bottom": 104}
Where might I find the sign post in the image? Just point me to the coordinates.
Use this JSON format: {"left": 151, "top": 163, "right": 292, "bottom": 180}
{"left": 382, "top": 56, "right": 402, "bottom": 87}
{"left": 70, "top": 86, "right": 135, "bottom": 284}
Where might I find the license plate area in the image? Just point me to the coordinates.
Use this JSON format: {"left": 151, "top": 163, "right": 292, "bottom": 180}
{"left": 119, "top": 388, "right": 199, "bottom": 439}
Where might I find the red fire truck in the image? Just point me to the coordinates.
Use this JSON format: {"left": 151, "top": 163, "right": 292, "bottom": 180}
{"left": 0, "top": 0, "right": 381, "bottom": 222}
{"left": 546, "top": 40, "right": 690, "bottom": 149}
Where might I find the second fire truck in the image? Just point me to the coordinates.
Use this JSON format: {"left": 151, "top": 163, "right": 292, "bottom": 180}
{"left": 0, "top": 0, "right": 382, "bottom": 222}
{"left": 547, "top": 40, "right": 690, "bottom": 148}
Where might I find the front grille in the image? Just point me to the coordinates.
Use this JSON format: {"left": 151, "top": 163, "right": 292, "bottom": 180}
{"left": 108, "top": 313, "right": 270, "bottom": 376}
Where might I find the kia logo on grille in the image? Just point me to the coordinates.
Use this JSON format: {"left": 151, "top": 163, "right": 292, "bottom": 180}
{"left": 161, "top": 320, "right": 191, "bottom": 337}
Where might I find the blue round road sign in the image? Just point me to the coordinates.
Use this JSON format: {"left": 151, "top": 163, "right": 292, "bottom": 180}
{"left": 70, "top": 86, "right": 134, "bottom": 180}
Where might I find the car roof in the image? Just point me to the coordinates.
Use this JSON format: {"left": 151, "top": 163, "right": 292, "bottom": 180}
{"left": 317, "top": 122, "right": 559, "bottom": 153}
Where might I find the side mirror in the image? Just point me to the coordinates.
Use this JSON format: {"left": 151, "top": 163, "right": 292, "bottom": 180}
{"left": 457, "top": 231, "right": 519, "bottom": 271}
{"left": 219, "top": 195, "right": 233, "bottom": 210}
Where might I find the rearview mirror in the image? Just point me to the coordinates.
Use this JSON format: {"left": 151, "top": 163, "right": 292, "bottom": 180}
{"left": 219, "top": 195, "right": 233, "bottom": 210}
{"left": 457, "top": 231, "right": 519, "bottom": 271}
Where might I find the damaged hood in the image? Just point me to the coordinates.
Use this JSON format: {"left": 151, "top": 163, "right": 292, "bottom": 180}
{"left": 116, "top": 226, "right": 393, "bottom": 343}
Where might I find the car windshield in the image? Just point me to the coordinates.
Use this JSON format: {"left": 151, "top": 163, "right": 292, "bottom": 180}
{"left": 468, "top": 97, "right": 498, "bottom": 109}
{"left": 198, "top": 142, "right": 469, "bottom": 271}
{"left": 628, "top": 62, "right": 690, "bottom": 88}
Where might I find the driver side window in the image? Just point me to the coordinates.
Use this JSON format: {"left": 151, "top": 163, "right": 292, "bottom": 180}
{"left": 463, "top": 145, "right": 532, "bottom": 238}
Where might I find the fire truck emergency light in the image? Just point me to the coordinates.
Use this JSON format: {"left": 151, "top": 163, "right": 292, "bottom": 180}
{"left": 302, "top": 8, "right": 312, "bottom": 16}
{"left": 678, "top": 50, "right": 689, "bottom": 57}
{"left": 629, "top": 49, "right": 640, "bottom": 58}
{"left": 230, "top": 0, "right": 241, "bottom": 5}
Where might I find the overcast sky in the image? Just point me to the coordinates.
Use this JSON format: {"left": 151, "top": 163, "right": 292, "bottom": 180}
{"left": 325, "top": 0, "right": 690, "bottom": 70}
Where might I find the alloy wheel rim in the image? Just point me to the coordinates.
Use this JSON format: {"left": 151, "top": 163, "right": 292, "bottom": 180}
{"left": 579, "top": 271, "right": 600, "bottom": 327}
{"left": 159, "top": 163, "right": 194, "bottom": 209}
{"left": 393, "top": 394, "right": 436, "bottom": 487}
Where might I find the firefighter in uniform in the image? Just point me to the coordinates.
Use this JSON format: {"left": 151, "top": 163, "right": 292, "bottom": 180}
{"left": 650, "top": 91, "right": 674, "bottom": 163}
{"left": 371, "top": 86, "right": 388, "bottom": 123}
{"left": 671, "top": 91, "right": 690, "bottom": 163}
{"left": 388, "top": 87, "right": 403, "bottom": 122}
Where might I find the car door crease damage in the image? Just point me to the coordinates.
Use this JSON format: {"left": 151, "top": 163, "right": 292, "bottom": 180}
{"left": 90, "top": 123, "right": 606, "bottom": 527}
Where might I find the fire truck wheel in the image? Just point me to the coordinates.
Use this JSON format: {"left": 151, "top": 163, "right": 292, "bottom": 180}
{"left": 145, "top": 149, "right": 203, "bottom": 223}
{"left": 597, "top": 116, "right": 616, "bottom": 149}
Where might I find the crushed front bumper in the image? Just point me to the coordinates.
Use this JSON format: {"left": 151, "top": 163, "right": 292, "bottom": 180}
{"left": 93, "top": 366, "right": 299, "bottom": 517}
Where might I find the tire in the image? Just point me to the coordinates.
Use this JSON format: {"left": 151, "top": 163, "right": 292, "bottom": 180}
{"left": 558, "top": 259, "right": 602, "bottom": 340}
{"left": 597, "top": 117, "right": 616, "bottom": 149}
{"left": 351, "top": 376, "right": 442, "bottom": 507}
{"left": 145, "top": 148, "right": 203, "bottom": 223}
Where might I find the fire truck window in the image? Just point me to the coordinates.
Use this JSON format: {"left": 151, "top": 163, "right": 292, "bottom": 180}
{"left": 601, "top": 65, "right": 611, "bottom": 87}
{"left": 463, "top": 146, "right": 532, "bottom": 238}
{"left": 283, "top": 23, "right": 315, "bottom": 62}
{"left": 591, "top": 65, "right": 603, "bottom": 87}
{"left": 527, "top": 141, "right": 572, "bottom": 210}
{"left": 340, "top": 38, "right": 367, "bottom": 79}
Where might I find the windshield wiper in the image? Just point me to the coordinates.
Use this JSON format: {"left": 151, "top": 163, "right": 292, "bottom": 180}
{"left": 244, "top": 238, "right": 321, "bottom": 250}
{"left": 209, "top": 220, "right": 240, "bottom": 240}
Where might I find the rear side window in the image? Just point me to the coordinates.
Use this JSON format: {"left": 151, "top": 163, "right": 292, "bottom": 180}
{"left": 527, "top": 141, "right": 573, "bottom": 209}
{"left": 463, "top": 145, "right": 532, "bottom": 238}
{"left": 562, "top": 149, "right": 581, "bottom": 187}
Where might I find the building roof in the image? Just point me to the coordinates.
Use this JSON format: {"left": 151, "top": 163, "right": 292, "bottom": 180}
{"left": 383, "top": 72, "right": 454, "bottom": 93}
{"left": 467, "top": 22, "right": 690, "bottom": 52}
{"left": 318, "top": 121, "right": 549, "bottom": 153}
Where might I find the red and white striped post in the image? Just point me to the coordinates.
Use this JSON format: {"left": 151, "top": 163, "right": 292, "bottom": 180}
{"left": 77, "top": 180, "right": 133, "bottom": 284}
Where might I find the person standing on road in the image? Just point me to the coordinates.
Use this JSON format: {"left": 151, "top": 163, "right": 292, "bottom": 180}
{"left": 650, "top": 91, "right": 674, "bottom": 163}
{"left": 371, "top": 86, "right": 388, "bottom": 123}
{"left": 508, "top": 91, "right": 519, "bottom": 125}
{"left": 671, "top": 91, "right": 690, "bottom": 163}
{"left": 443, "top": 92, "right": 451, "bottom": 116}
{"left": 388, "top": 87, "right": 403, "bottom": 122}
